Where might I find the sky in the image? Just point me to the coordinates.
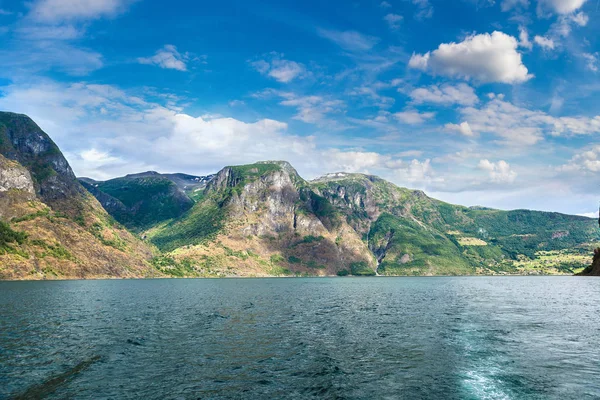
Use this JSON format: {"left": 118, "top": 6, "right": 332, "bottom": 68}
{"left": 0, "top": 0, "right": 599, "bottom": 216}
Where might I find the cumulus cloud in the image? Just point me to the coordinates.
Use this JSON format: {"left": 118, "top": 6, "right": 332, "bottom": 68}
{"left": 537, "top": 0, "right": 588, "bottom": 15}
{"left": 560, "top": 146, "right": 600, "bottom": 173}
{"left": 409, "top": 83, "right": 479, "bottom": 106}
{"left": 478, "top": 159, "right": 517, "bottom": 183}
{"left": 534, "top": 35, "right": 555, "bottom": 50}
{"left": 445, "top": 122, "right": 475, "bottom": 137}
{"left": 137, "top": 45, "right": 190, "bottom": 71}
{"left": 408, "top": 31, "right": 532, "bottom": 84}
{"left": 384, "top": 14, "right": 403, "bottom": 30}
{"left": 394, "top": 110, "right": 436, "bottom": 124}
{"left": 317, "top": 28, "right": 379, "bottom": 52}
{"left": 29, "top": 0, "right": 131, "bottom": 22}
{"left": 459, "top": 97, "right": 600, "bottom": 146}
{"left": 250, "top": 54, "right": 307, "bottom": 83}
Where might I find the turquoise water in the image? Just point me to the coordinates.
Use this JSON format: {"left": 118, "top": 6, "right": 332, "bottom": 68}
{"left": 1, "top": 277, "right": 599, "bottom": 399}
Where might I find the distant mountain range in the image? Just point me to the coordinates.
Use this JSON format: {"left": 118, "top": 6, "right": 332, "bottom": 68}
{"left": 1, "top": 111, "right": 598, "bottom": 279}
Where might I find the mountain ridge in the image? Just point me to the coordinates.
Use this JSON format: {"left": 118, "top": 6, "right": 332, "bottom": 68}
{"left": 1, "top": 111, "right": 598, "bottom": 279}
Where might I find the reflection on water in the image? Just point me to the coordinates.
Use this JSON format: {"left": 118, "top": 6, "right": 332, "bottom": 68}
{"left": 1, "top": 277, "right": 599, "bottom": 399}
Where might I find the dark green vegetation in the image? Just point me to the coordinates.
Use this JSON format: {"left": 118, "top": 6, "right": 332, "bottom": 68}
{"left": 79, "top": 175, "right": 194, "bottom": 231}
{"left": 0, "top": 221, "right": 27, "bottom": 254}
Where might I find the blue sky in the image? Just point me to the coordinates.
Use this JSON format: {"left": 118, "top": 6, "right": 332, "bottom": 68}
{"left": 0, "top": 0, "right": 599, "bottom": 215}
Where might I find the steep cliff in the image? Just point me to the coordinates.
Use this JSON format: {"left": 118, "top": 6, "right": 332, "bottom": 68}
{"left": 147, "top": 162, "right": 376, "bottom": 277}
{"left": 0, "top": 112, "right": 158, "bottom": 280}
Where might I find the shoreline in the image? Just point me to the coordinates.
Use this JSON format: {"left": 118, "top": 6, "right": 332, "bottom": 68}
{"left": 0, "top": 273, "right": 592, "bottom": 282}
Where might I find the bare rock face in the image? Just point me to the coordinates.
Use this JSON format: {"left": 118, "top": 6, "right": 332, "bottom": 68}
{"left": 164, "top": 162, "right": 377, "bottom": 276}
{"left": 0, "top": 155, "right": 35, "bottom": 196}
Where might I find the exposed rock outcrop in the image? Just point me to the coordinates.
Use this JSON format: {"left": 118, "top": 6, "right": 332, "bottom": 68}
{"left": 578, "top": 248, "right": 600, "bottom": 276}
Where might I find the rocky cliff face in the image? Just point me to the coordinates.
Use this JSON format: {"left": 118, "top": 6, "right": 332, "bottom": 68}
{"left": 148, "top": 162, "right": 376, "bottom": 277}
{"left": 0, "top": 112, "right": 157, "bottom": 280}
{"left": 578, "top": 249, "right": 600, "bottom": 276}
{"left": 0, "top": 112, "right": 86, "bottom": 217}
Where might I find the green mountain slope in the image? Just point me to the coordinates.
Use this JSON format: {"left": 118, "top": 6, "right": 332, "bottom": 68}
{"left": 91, "top": 165, "right": 598, "bottom": 277}
{"left": 311, "top": 173, "right": 598, "bottom": 275}
{"left": 79, "top": 174, "right": 196, "bottom": 231}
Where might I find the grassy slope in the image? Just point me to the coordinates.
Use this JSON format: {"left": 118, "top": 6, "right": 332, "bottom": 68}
{"left": 311, "top": 174, "right": 598, "bottom": 275}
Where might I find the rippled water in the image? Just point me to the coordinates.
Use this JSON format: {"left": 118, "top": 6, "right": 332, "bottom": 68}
{"left": 1, "top": 277, "right": 599, "bottom": 399}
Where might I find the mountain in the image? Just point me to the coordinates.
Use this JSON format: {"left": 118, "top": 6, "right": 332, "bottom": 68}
{"left": 89, "top": 163, "right": 599, "bottom": 277}
{"left": 2, "top": 112, "right": 597, "bottom": 279}
{"left": 311, "top": 173, "right": 598, "bottom": 275}
{"left": 0, "top": 112, "right": 157, "bottom": 280}
{"left": 145, "top": 161, "right": 376, "bottom": 277}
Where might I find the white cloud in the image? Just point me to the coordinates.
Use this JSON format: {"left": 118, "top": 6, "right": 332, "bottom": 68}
{"left": 408, "top": 52, "right": 430, "bottom": 70}
{"left": 445, "top": 122, "right": 475, "bottom": 137}
{"left": 408, "top": 31, "right": 532, "bottom": 84}
{"left": 582, "top": 53, "right": 598, "bottom": 72}
{"left": 380, "top": 1, "right": 392, "bottom": 7}
{"left": 138, "top": 45, "right": 189, "bottom": 71}
{"left": 409, "top": 83, "right": 479, "bottom": 106}
{"left": 29, "top": 0, "right": 131, "bottom": 22}
{"left": 317, "top": 29, "right": 379, "bottom": 52}
{"left": 519, "top": 28, "right": 533, "bottom": 50}
{"left": 250, "top": 54, "right": 306, "bottom": 83}
{"left": 560, "top": 146, "right": 600, "bottom": 173}
{"left": 384, "top": 13, "right": 403, "bottom": 30}
{"left": 537, "top": 0, "right": 588, "bottom": 15}
{"left": 0, "top": 8, "right": 13, "bottom": 15}
{"left": 501, "top": 0, "right": 529, "bottom": 11}
{"left": 394, "top": 110, "right": 436, "bottom": 124}
{"left": 478, "top": 159, "right": 517, "bottom": 183}
{"left": 570, "top": 11, "right": 589, "bottom": 26}
{"left": 459, "top": 97, "right": 600, "bottom": 146}
{"left": 255, "top": 90, "right": 345, "bottom": 125}
{"left": 534, "top": 35, "right": 555, "bottom": 50}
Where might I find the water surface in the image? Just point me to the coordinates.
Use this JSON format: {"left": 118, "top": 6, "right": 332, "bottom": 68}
{"left": 1, "top": 277, "right": 599, "bottom": 399}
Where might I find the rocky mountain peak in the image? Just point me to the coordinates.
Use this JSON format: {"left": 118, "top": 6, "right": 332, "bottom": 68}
{"left": 0, "top": 111, "right": 85, "bottom": 215}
